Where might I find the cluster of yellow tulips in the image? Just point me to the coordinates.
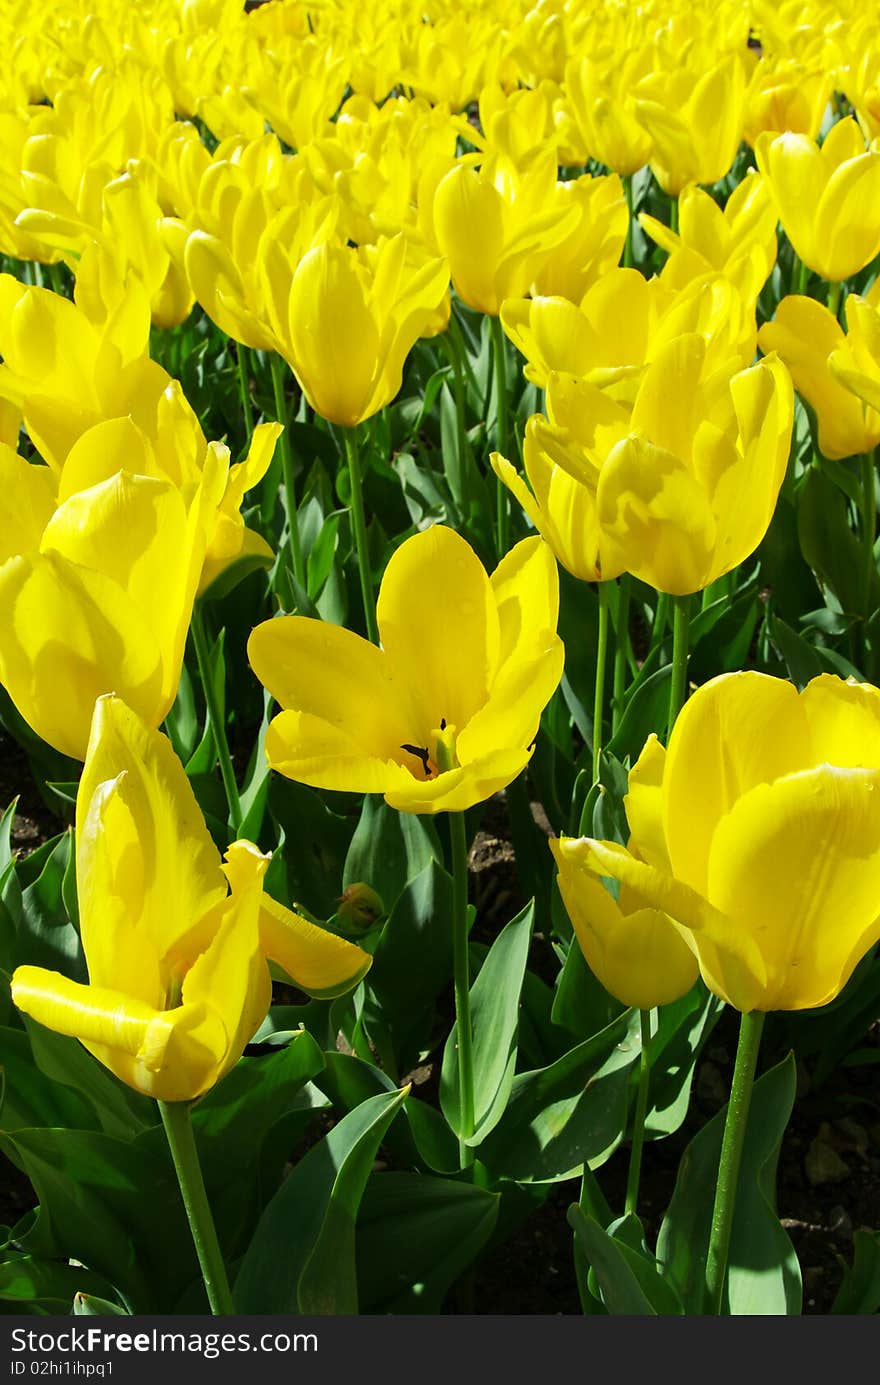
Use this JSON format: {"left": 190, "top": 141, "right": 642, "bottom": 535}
{"left": 2, "top": 0, "right": 880, "bottom": 1320}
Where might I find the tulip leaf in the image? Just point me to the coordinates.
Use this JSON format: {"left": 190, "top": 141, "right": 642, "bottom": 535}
{"left": 477, "top": 1008, "right": 637, "bottom": 1182}
{"left": 343, "top": 794, "right": 442, "bottom": 917}
{"left": 267, "top": 776, "right": 356, "bottom": 919}
{"left": 0, "top": 799, "right": 18, "bottom": 877}
{"left": 185, "top": 627, "right": 227, "bottom": 778}
{"left": 0, "top": 1025, "right": 95, "bottom": 1131}
{"left": 798, "top": 467, "right": 876, "bottom": 617}
{"left": 24, "top": 1018, "right": 155, "bottom": 1139}
{"left": 0, "top": 1126, "right": 193, "bottom": 1311}
{"left": 0, "top": 1253, "right": 120, "bottom": 1314}
{"left": 831, "top": 1229, "right": 880, "bottom": 1314}
{"left": 17, "top": 833, "right": 85, "bottom": 983}
{"left": 440, "top": 899, "right": 534, "bottom": 1145}
{"left": 606, "top": 665, "right": 672, "bottom": 761}
{"left": 644, "top": 986, "right": 723, "bottom": 1138}
{"left": 316, "top": 1051, "right": 458, "bottom": 1174}
{"left": 199, "top": 548, "right": 275, "bottom": 605}
{"left": 656, "top": 1052, "right": 801, "bottom": 1315}
{"left": 766, "top": 610, "right": 823, "bottom": 689}
{"left": 551, "top": 933, "right": 627, "bottom": 1041}
{"left": 363, "top": 858, "right": 454, "bottom": 1076}
{"left": 569, "top": 1207, "right": 683, "bottom": 1315}
{"left": 164, "top": 662, "right": 200, "bottom": 765}
{"left": 357, "top": 1172, "right": 500, "bottom": 1313}
{"left": 234, "top": 1086, "right": 408, "bottom": 1314}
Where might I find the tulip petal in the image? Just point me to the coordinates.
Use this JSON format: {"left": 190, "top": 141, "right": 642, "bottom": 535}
{"left": 264, "top": 709, "right": 419, "bottom": 795}
{"left": 799, "top": 674, "right": 880, "bottom": 768}
{"left": 554, "top": 836, "right": 767, "bottom": 1012}
{"left": 383, "top": 747, "right": 530, "bottom": 814}
{"left": 707, "top": 766, "right": 880, "bottom": 1009}
{"left": 377, "top": 525, "right": 500, "bottom": 739}
{"left": 623, "top": 733, "right": 669, "bottom": 869}
{"left": 0, "top": 445, "right": 56, "bottom": 561}
{"left": 287, "top": 242, "right": 380, "bottom": 425}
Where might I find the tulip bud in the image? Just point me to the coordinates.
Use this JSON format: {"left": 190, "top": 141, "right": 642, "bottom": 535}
{"left": 336, "top": 882, "right": 385, "bottom": 934}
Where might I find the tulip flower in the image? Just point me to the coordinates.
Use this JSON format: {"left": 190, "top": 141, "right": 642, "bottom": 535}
{"left": 10, "top": 696, "right": 371, "bottom": 1103}
{"left": 553, "top": 671, "right": 880, "bottom": 1013}
{"left": 827, "top": 283, "right": 880, "bottom": 419}
{"left": 494, "top": 334, "right": 793, "bottom": 594}
{"left": 531, "top": 172, "right": 628, "bottom": 303}
{"left": 758, "top": 294, "right": 880, "bottom": 460}
{"left": 638, "top": 173, "right": 777, "bottom": 303}
{"left": 562, "top": 53, "right": 653, "bottom": 176}
{"left": 432, "top": 147, "right": 578, "bottom": 316}
{"left": 755, "top": 118, "right": 880, "bottom": 282}
{"left": 551, "top": 834, "right": 699, "bottom": 1010}
{"left": 501, "top": 269, "right": 755, "bottom": 396}
{"left": 742, "top": 58, "right": 831, "bottom": 146}
{"left": 247, "top": 525, "right": 564, "bottom": 814}
{"left": 0, "top": 432, "right": 226, "bottom": 759}
{"left": 634, "top": 53, "right": 749, "bottom": 196}
{"left": 279, "top": 233, "right": 449, "bottom": 426}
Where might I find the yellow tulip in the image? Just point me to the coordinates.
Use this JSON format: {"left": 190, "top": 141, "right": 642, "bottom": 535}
{"left": 635, "top": 53, "right": 750, "bottom": 196}
{"left": 755, "top": 118, "right": 880, "bottom": 282}
{"left": 758, "top": 294, "right": 880, "bottom": 460}
{"left": 11, "top": 697, "right": 371, "bottom": 1102}
{"left": 247, "top": 525, "right": 564, "bottom": 815}
{"left": 432, "top": 147, "right": 578, "bottom": 316}
{"left": 562, "top": 53, "right": 653, "bottom": 176}
{"left": 550, "top": 831, "right": 699, "bottom": 1011}
{"left": 743, "top": 58, "right": 832, "bottom": 146}
{"left": 280, "top": 234, "right": 448, "bottom": 426}
{"left": 531, "top": 172, "right": 628, "bottom": 303}
{"left": 638, "top": 172, "right": 777, "bottom": 303}
{"left": 828, "top": 284, "right": 880, "bottom": 421}
{"left": 494, "top": 335, "right": 793, "bottom": 594}
{"left": 0, "top": 432, "right": 225, "bottom": 759}
{"left": 554, "top": 672, "right": 880, "bottom": 1012}
{"left": 501, "top": 269, "right": 756, "bottom": 397}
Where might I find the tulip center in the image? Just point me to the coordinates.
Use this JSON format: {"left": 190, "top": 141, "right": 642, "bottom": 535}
{"left": 400, "top": 718, "right": 458, "bottom": 779}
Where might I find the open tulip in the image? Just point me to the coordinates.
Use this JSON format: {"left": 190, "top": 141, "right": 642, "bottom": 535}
{"left": 758, "top": 294, "right": 880, "bottom": 460}
{"left": 638, "top": 173, "right": 777, "bottom": 303}
{"left": 10, "top": 697, "right": 371, "bottom": 1102}
{"left": 634, "top": 53, "right": 749, "bottom": 196}
{"left": 248, "top": 525, "right": 564, "bottom": 814}
{"left": 494, "top": 334, "right": 793, "bottom": 593}
{"left": 755, "top": 118, "right": 880, "bottom": 282}
{"left": 828, "top": 283, "right": 880, "bottom": 419}
{"left": 553, "top": 671, "right": 880, "bottom": 1012}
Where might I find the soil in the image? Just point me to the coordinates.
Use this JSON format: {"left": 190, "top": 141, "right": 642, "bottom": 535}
{"left": 1, "top": 741, "right": 878, "bottom": 1316}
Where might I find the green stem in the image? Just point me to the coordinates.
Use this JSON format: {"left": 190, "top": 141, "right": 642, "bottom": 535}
{"left": 190, "top": 605, "right": 241, "bottom": 834}
{"left": 612, "top": 575, "right": 632, "bottom": 732}
{"left": 827, "top": 279, "right": 843, "bottom": 322}
{"left": 490, "top": 314, "right": 510, "bottom": 557}
{"left": 624, "top": 1009, "right": 653, "bottom": 1216}
{"left": 667, "top": 593, "right": 692, "bottom": 735}
{"left": 270, "top": 353, "right": 307, "bottom": 593}
{"left": 343, "top": 426, "right": 379, "bottom": 645}
{"left": 236, "top": 343, "right": 254, "bottom": 446}
{"left": 159, "top": 1100, "right": 234, "bottom": 1315}
{"left": 648, "top": 591, "right": 670, "bottom": 654}
{"left": 622, "top": 175, "right": 634, "bottom": 269}
{"left": 449, "top": 809, "right": 475, "bottom": 1170}
{"left": 442, "top": 317, "right": 473, "bottom": 499}
{"left": 862, "top": 450, "right": 877, "bottom": 667}
{"left": 593, "top": 582, "right": 611, "bottom": 782}
{"left": 669, "top": 195, "right": 679, "bottom": 234}
{"left": 794, "top": 254, "right": 810, "bottom": 296}
{"left": 704, "top": 1010, "right": 766, "bottom": 1314}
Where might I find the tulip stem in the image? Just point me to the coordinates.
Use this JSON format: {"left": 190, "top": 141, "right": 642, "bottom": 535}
{"left": 593, "top": 582, "right": 610, "bottom": 782}
{"left": 344, "top": 426, "right": 379, "bottom": 645}
{"left": 190, "top": 605, "right": 242, "bottom": 835}
{"left": 793, "top": 255, "right": 810, "bottom": 296}
{"left": 490, "top": 314, "right": 511, "bottom": 558}
{"left": 612, "top": 575, "right": 632, "bottom": 731}
{"left": 862, "top": 450, "right": 877, "bottom": 660}
{"left": 827, "top": 279, "right": 843, "bottom": 322}
{"left": 704, "top": 1009, "right": 766, "bottom": 1314}
{"left": 159, "top": 1100, "right": 235, "bottom": 1316}
{"left": 669, "top": 195, "right": 679, "bottom": 235}
{"left": 442, "top": 315, "right": 474, "bottom": 497}
{"left": 622, "top": 175, "right": 634, "bottom": 269}
{"left": 270, "top": 353, "right": 307, "bottom": 594}
{"left": 624, "top": 1009, "right": 653, "bottom": 1215}
{"left": 667, "top": 593, "right": 692, "bottom": 734}
{"left": 236, "top": 343, "right": 254, "bottom": 446}
{"left": 449, "top": 809, "right": 476, "bottom": 1169}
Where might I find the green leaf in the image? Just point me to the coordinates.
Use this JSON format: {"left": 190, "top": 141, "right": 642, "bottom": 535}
{"left": 357, "top": 1173, "right": 500, "bottom": 1312}
{"left": 234, "top": 1087, "right": 408, "bottom": 1313}
{"left": 440, "top": 900, "right": 534, "bottom": 1144}
{"left": 607, "top": 666, "right": 672, "bottom": 760}
{"left": 477, "top": 1009, "right": 637, "bottom": 1182}
{"left": 24, "top": 1019, "right": 155, "bottom": 1139}
{"left": 569, "top": 1207, "right": 683, "bottom": 1315}
{"left": 831, "top": 1229, "right": 880, "bottom": 1314}
{"left": 644, "top": 986, "right": 723, "bottom": 1138}
{"left": 364, "top": 859, "right": 453, "bottom": 1075}
{"left": 17, "top": 833, "right": 85, "bottom": 982}
{"left": 199, "top": 549, "right": 275, "bottom": 605}
{"left": 266, "top": 776, "right": 356, "bottom": 919}
{"left": 0, "top": 1026, "right": 95, "bottom": 1131}
{"left": 551, "top": 935, "right": 626, "bottom": 1041}
{"left": 798, "top": 466, "right": 876, "bottom": 616}
{"left": 0, "top": 1254, "right": 119, "bottom": 1314}
{"left": 656, "top": 1052, "right": 802, "bottom": 1315}
{"left": 343, "top": 794, "right": 441, "bottom": 915}
{"left": 766, "top": 611, "right": 823, "bottom": 689}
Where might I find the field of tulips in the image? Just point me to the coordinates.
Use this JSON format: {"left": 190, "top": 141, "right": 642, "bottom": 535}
{"left": 3, "top": 0, "right": 880, "bottom": 1326}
